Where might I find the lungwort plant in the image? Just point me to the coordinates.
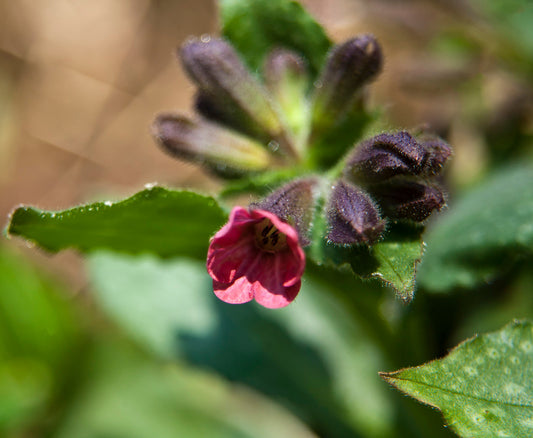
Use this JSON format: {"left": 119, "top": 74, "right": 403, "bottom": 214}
{"left": 5, "top": 0, "right": 533, "bottom": 437}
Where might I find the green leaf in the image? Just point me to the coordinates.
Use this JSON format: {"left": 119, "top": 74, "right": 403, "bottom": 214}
{"left": 310, "top": 202, "right": 424, "bottom": 302}
{"left": 371, "top": 225, "right": 425, "bottom": 302}
{"left": 55, "top": 340, "right": 316, "bottom": 438}
{"left": 0, "top": 245, "right": 82, "bottom": 433}
{"left": 381, "top": 320, "right": 533, "bottom": 438}
{"left": 220, "top": 0, "right": 332, "bottom": 79}
{"left": 87, "top": 252, "right": 397, "bottom": 437}
{"left": 6, "top": 187, "right": 227, "bottom": 259}
{"left": 418, "top": 164, "right": 533, "bottom": 292}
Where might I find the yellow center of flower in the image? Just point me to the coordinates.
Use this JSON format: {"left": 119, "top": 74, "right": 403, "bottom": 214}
{"left": 254, "top": 218, "right": 288, "bottom": 253}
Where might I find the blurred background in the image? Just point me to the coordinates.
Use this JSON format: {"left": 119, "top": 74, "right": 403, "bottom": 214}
{"left": 1, "top": 0, "right": 532, "bottom": 437}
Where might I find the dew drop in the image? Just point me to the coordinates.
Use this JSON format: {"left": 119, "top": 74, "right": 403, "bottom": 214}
{"left": 268, "top": 140, "right": 279, "bottom": 152}
{"left": 144, "top": 182, "right": 157, "bottom": 189}
{"left": 104, "top": 201, "right": 113, "bottom": 207}
{"left": 314, "top": 80, "right": 323, "bottom": 88}
{"left": 200, "top": 34, "right": 211, "bottom": 43}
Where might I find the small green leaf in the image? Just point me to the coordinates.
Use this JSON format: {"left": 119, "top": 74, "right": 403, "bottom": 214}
{"left": 310, "top": 207, "right": 424, "bottom": 302}
{"left": 220, "top": 0, "right": 332, "bottom": 79}
{"left": 418, "top": 164, "right": 533, "bottom": 292}
{"left": 381, "top": 320, "right": 533, "bottom": 438}
{"left": 371, "top": 224, "right": 425, "bottom": 302}
{"left": 6, "top": 187, "right": 227, "bottom": 259}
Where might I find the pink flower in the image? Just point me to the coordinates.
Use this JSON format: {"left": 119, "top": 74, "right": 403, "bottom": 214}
{"left": 207, "top": 207, "right": 305, "bottom": 308}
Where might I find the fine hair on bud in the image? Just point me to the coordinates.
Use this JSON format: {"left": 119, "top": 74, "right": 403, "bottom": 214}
{"left": 346, "top": 131, "right": 428, "bottom": 183}
{"left": 368, "top": 181, "right": 446, "bottom": 222}
{"left": 326, "top": 180, "right": 386, "bottom": 245}
{"left": 417, "top": 134, "right": 453, "bottom": 175}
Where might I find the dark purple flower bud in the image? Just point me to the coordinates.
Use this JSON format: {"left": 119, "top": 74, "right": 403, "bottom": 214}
{"left": 152, "top": 113, "right": 272, "bottom": 174}
{"left": 179, "top": 38, "right": 294, "bottom": 156}
{"left": 251, "top": 178, "right": 317, "bottom": 246}
{"left": 369, "top": 181, "right": 445, "bottom": 222}
{"left": 311, "top": 35, "right": 383, "bottom": 134}
{"left": 346, "top": 131, "right": 427, "bottom": 182}
{"left": 417, "top": 134, "right": 452, "bottom": 175}
{"left": 327, "top": 180, "right": 386, "bottom": 245}
{"left": 263, "top": 49, "right": 309, "bottom": 145}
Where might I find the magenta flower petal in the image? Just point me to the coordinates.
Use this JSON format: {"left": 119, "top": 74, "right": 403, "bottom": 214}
{"left": 206, "top": 206, "right": 305, "bottom": 308}
{"left": 249, "top": 209, "right": 305, "bottom": 286}
{"left": 207, "top": 207, "right": 257, "bottom": 283}
{"left": 213, "top": 277, "right": 254, "bottom": 304}
{"left": 253, "top": 279, "right": 301, "bottom": 309}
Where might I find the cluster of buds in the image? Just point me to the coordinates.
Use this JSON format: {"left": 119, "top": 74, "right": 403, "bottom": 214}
{"left": 327, "top": 130, "right": 452, "bottom": 244}
{"left": 152, "top": 34, "right": 382, "bottom": 176}
{"left": 153, "top": 33, "right": 452, "bottom": 308}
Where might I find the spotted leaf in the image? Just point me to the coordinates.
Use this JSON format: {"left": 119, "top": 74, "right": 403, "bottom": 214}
{"left": 381, "top": 321, "right": 533, "bottom": 438}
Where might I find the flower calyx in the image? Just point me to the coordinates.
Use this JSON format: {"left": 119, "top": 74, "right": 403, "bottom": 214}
{"left": 250, "top": 178, "right": 317, "bottom": 246}
{"left": 310, "top": 34, "right": 382, "bottom": 137}
{"left": 344, "top": 131, "right": 451, "bottom": 222}
{"left": 326, "top": 180, "right": 386, "bottom": 245}
{"left": 345, "top": 131, "right": 451, "bottom": 183}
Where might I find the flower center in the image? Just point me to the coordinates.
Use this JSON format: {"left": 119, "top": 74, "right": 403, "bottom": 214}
{"left": 254, "top": 218, "right": 288, "bottom": 253}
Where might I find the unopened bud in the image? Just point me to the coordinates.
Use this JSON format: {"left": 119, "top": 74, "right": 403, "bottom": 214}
{"left": 327, "top": 180, "right": 385, "bottom": 245}
{"left": 418, "top": 134, "right": 452, "bottom": 175}
{"left": 369, "top": 181, "right": 445, "bottom": 222}
{"left": 179, "top": 38, "right": 288, "bottom": 151}
{"left": 152, "top": 113, "right": 272, "bottom": 176}
{"left": 346, "top": 131, "right": 428, "bottom": 182}
{"left": 251, "top": 178, "right": 317, "bottom": 246}
{"left": 263, "top": 49, "right": 309, "bottom": 143}
{"left": 311, "top": 35, "right": 382, "bottom": 134}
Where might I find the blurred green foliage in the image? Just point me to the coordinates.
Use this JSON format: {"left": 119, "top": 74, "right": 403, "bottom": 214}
{"left": 0, "top": 245, "right": 83, "bottom": 436}
{"left": 2, "top": 0, "right": 533, "bottom": 436}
